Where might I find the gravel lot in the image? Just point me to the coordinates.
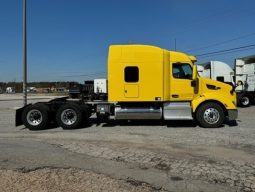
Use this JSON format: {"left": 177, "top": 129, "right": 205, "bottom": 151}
{"left": 0, "top": 168, "right": 159, "bottom": 192}
{"left": 0, "top": 94, "right": 254, "bottom": 192}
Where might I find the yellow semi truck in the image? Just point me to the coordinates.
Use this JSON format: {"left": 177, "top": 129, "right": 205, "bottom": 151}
{"left": 16, "top": 44, "right": 237, "bottom": 130}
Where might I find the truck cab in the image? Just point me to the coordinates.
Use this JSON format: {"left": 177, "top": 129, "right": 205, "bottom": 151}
{"left": 197, "top": 61, "right": 234, "bottom": 85}
{"left": 108, "top": 45, "right": 237, "bottom": 127}
{"left": 235, "top": 55, "right": 255, "bottom": 107}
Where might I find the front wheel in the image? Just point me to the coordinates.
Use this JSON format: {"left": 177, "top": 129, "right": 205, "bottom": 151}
{"left": 238, "top": 94, "right": 250, "bottom": 107}
{"left": 196, "top": 102, "right": 224, "bottom": 128}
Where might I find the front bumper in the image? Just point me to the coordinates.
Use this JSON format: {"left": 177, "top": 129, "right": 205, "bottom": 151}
{"left": 228, "top": 109, "right": 238, "bottom": 121}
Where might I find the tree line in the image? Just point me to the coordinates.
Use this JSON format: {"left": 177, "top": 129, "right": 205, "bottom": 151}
{"left": 0, "top": 81, "right": 78, "bottom": 93}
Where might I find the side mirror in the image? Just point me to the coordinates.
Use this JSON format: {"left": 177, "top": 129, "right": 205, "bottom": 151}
{"left": 192, "top": 65, "right": 197, "bottom": 80}
{"left": 191, "top": 80, "right": 197, "bottom": 87}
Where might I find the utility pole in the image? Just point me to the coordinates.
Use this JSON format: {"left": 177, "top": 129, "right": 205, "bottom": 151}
{"left": 23, "top": 0, "right": 27, "bottom": 106}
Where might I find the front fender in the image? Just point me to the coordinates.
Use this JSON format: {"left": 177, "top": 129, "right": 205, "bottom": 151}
{"left": 191, "top": 93, "right": 236, "bottom": 112}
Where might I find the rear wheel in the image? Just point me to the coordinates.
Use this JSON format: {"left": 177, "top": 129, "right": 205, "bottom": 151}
{"left": 56, "top": 103, "right": 83, "bottom": 129}
{"left": 196, "top": 102, "right": 224, "bottom": 128}
{"left": 22, "top": 103, "right": 49, "bottom": 130}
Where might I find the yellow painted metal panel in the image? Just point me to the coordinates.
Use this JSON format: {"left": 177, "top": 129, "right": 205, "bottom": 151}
{"left": 124, "top": 84, "right": 139, "bottom": 98}
{"left": 163, "top": 51, "right": 170, "bottom": 101}
{"left": 169, "top": 78, "right": 195, "bottom": 101}
{"left": 191, "top": 78, "right": 237, "bottom": 111}
{"left": 108, "top": 45, "right": 165, "bottom": 102}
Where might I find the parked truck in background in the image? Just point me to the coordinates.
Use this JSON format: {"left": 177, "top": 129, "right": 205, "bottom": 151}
{"left": 15, "top": 44, "right": 237, "bottom": 130}
{"left": 197, "top": 61, "right": 234, "bottom": 85}
{"left": 198, "top": 56, "right": 255, "bottom": 107}
{"left": 235, "top": 55, "right": 255, "bottom": 107}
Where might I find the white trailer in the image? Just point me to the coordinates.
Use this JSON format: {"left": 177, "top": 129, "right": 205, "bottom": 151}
{"left": 235, "top": 55, "right": 255, "bottom": 107}
{"left": 197, "top": 61, "right": 234, "bottom": 85}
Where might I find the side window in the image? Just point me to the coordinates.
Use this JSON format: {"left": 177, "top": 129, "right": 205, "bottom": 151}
{"left": 125, "top": 66, "right": 139, "bottom": 82}
{"left": 173, "top": 63, "right": 192, "bottom": 79}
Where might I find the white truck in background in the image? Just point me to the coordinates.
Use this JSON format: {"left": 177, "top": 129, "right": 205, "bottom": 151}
{"left": 198, "top": 58, "right": 255, "bottom": 107}
{"left": 197, "top": 61, "right": 234, "bottom": 85}
{"left": 235, "top": 55, "right": 255, "bottom": 107}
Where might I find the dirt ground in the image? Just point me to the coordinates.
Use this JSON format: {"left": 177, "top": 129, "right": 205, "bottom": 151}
{"left": 0, "top": 94, "right": 254, "bottom": 192}
{"left": 0, "top": 168, "right": 161, "bottom": 192}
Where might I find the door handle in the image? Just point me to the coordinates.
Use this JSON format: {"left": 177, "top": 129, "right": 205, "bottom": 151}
{"left": 172, "top": 94, "right": 179, "bottom": 98}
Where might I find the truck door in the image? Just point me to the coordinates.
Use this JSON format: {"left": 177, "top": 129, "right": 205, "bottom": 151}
{"left": 170, "top": 63, "right": 195, "bottom": 101}
{"left": 124, "top": 66, "right": 139, "bottom": 98}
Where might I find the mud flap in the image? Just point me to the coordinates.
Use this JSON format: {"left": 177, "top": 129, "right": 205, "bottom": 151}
{"left": 15, "top": 104, "right": 31, "bottom": 126}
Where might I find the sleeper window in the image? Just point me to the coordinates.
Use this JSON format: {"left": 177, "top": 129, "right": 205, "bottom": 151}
{"left": 125, "top": 66, "right": 139, "bottom": 82}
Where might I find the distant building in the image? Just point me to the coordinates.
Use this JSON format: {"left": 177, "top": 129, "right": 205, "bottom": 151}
{"left": 27, "top": 87, "right": 37, "bottom": 93}
{"left": 36, "top": 88, "right": 51, "bottom": 93}
{"left": 6, "top": 87, "right": 15, "bottom": 94}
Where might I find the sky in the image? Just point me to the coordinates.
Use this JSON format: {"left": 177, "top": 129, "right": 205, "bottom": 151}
{"left": 0, "top": 0, "right": 255, "bottom": 82}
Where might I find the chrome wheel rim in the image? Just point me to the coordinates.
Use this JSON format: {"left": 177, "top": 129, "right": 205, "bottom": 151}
{"left": 241, "top": 97, "right": 249, "bottom": 106}
{"left": 61, "top": 109, "right": 77, "bottom": 125}
{"left": 27, "top": 109, "right": 42, "bottom": 126}
{"left": 203, "top": 108, "right": 220, "bottom": 125}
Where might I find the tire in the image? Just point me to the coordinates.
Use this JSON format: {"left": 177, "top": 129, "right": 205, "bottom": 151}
{"left": 196, "top": 102, "right": 224, "bottom": 128}
{"left": 238, "top": 94, "right": 250, "bottom": 107}
{"left": 22, "top": 103, "right": 49, "bottom": 130}
{"left": 56, "top": 103, "right": 83, "bottom": 129}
